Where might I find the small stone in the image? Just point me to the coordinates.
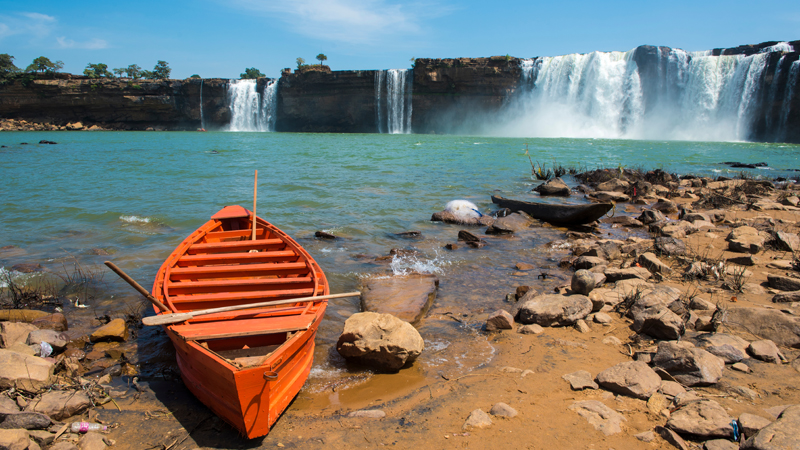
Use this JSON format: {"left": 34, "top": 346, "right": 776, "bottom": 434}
{"left": 571, "top": 269, "right": 596, "bottom": 295}
{"left": 485, "top": 310, "right": 514, "bottom": 331}
{"left": 738, "top": 413, "right": 772, "bottom": 436}
{"left": 731, "top": 362, "right": 751, "bottom": 373}
{"left": 659, "top": 381, "right": 686, "bottom": 398}
{"left": 517, "top": 324, "right": 544, "bottom": 335}
{"left": 594, "top": 312, "right": 612, "bottom": 324}
{"left": 569, "top": 400, "right": 626, "bottom": 436}
{"left": 90, "top": 319, "right": 129, "bottom": 342}
{"left": 634, "top": 430, "right": 655, "bottom": 442}
{"left": 574, "top": 319, "right": 590, "bottom": 333}
{"left": 748, "top": 339, "right": 784, "bottom": 363}
{"left": 462, "top": 409, "right": 492, "bottom": 430}
{"left": 562, "top": 370, "right": 599, "bottom": 390}
{"left": 347, "top": 410, "right": 386, "bottom": 419}
{"left": 489, "top": 403, "right": 518, "bottom": 418}
{"left": 602, "top": 336, "right": 622, "bottom": 345}
{"left": 703, "top": 440, "right": 739, "bottom": 450}
{"left": 78, "top": 432, "right": 107, "bottom": 450}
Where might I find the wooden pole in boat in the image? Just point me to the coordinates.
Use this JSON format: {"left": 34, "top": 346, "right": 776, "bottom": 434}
{"left": 142, "top": 291, "right": 361, "bottom": 326}
{"left": 103, "top": 261, "right": 171, "bottom": 313}
{"left": 251, "top": 169, "right": 258, "bottom": 241}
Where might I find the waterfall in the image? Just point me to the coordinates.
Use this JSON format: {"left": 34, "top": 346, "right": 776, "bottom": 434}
{"left": 227, "top": 79, "right": 278, "bottom": 132}
{"left": 199, "top": 79, "right": 205, "bottom": 130}
{"left": 500, "top": 45, "right": 792, "bottom": 142}
{"left": 779, "top": 60, "right": 800, "bottom": 141}
{"left": 375, "top": 69, "right": 412, "bottom": 134}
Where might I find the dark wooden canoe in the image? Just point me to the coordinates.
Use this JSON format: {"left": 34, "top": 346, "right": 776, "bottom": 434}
{"left": 491, "top": 195, "right": 613, "bottom": 225}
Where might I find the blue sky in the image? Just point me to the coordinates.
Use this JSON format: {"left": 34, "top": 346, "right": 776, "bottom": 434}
{"left": 1, "top": 0, "right": 798, "bottom": 79}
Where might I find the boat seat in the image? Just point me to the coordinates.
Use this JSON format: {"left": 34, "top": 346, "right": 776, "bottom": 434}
{"left": 184, "top": 304, "right": 308, "bottom": 322}
{"left": 166, "top": 276, "right": 313, "bottom": 295}
{"left": 169, "top": 287, "right": 316, "bottom": 305}
{"left": 172, "top": 314, "right": 315, "bottom": 341}
{"left": 188, "top": 239, "right": 285, "bottom": 254}
{"left": 210, "top": 205, "right": 251, "bottom": 220}
{"left": 205, "top": 229, "right": 267, "bottom": 241}
{"left": 177, "top": 250, "right": 299, "bottom": 267}
{"left": 169, "top": 262, "right": 309, "bottom": 281}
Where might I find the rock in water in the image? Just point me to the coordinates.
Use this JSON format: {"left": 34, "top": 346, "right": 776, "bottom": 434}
{"left": 336, "top": 312, "right": 424, "bottom": 371}
{"left": 533, "top": 177, "right": 570, "bottom": 196}
{"left": 90, "top": 318, "right": 129, "bottom": 342}
{"left": 361, "top": 274, "right": 438, "bottom": 324}
{"left": 485, "top": 310, "right": 514, "bottom": 331}
{"left": 444, "top": 200, "right": 482, "bottom": 221}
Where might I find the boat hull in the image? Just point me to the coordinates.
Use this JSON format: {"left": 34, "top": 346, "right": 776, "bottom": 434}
{"left": 491, "top": 195, "right": 613, "bottom": 225}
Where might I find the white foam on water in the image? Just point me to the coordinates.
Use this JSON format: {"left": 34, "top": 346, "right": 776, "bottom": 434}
{"left": 389, "top": 251, "right": 451, "bottom": 276}
{"left": 119, "top": 215, "right": 151, "bottom": 224}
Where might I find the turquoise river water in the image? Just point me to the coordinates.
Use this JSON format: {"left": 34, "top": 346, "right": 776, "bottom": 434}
{"left": 1, "top": 131, "right": 799, "bottom": 394}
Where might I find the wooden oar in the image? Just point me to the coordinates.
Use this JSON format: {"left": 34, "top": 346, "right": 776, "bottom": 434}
{"left": 104, "top": 261, "right": 171, "bottom": 313}
{"left": 142, "top": 291, "right": 360, "bottom": 326}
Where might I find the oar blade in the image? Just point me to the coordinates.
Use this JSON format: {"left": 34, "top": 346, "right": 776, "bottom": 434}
{"left": 143, "top": 312, "right": 193, "bottom": 326}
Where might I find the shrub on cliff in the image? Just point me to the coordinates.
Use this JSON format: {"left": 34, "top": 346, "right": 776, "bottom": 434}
{"left": 26, "top": 56, "right": 63, "bottom": 74}
{"left": 151, "top": 60, "right": 171, "bottom": 80}
{"left": 125, "top": 64, "right": 142, "bottom": 79}
{"left": 0, "top": 54, "right": 19, "bottom": 85}
{"left": 84, "top": 63, "right": 113, "bottom": 78}
{"left": 240, "top": 67, "right": 265, "bottom": 79}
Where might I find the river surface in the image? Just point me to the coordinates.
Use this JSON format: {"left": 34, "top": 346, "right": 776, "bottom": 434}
{"left": 1, "top": 131, "right": 799, "bottom": 405}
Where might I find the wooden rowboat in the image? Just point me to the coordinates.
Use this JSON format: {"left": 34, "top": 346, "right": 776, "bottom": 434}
{"left": 151, "top": 205, "right": 329, "bottom": 438}
{"left": 491, "top": 195, "right": 613, "bottom": 225}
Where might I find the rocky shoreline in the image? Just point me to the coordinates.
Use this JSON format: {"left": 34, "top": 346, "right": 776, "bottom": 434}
{"left": 2, "top": 167, "right": 800, "bottom": 449}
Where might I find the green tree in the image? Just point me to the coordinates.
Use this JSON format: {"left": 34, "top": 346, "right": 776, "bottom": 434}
{"left": 26, "top": 56, "right": 63, "bottom": 74}
{"left": 112, "top": 68, "right": 125, "bottom": 78}
{"left": 296, "top": 57, "right": 305, "bottom": 69}
{"left": 240, "top": 67, "right": 265, "bottom": 79}
{"left": 316, "top": 53, "right": 327, "bottom": 66}
{"left": 83, "top": 63, "right": 113, "bottom": 78}
{"left": 189, "top": 74, "right": 201, "bottom": 79}
{"left": 0, "top": 54, "right": 20, "bottom": 85}
{"left": 125, "top": 64, "right": 142, "bottom": 79}
{"left": 151, "top": 60, "right": 171, "bottom": 80}
{"left": 139, "top": 69, "right": 154, "bottom": 79}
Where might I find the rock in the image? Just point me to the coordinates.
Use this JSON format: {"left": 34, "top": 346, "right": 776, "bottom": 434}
{"left": 89, "top": 319, "right": 128, "bottom": 343}
{"left": 634, "top": 430, "right": 655, "bottom": 442}
{"left": 693, "top": 333, "right": 750, "bottom": 355}
{"left": 50, "top": 441, "right": 79, "bottom": 450}
{"left": 655, "top": 426, "right": 689, "bottom": 450}
{"left": 485, "top": 212, "right": 535, "bottom": 234}
{"left": 595, "top": 361, "right": 661, "bottom": 399}
{"left": 728, "top": 255, "right": 758, "bottom": 266}
{"left": 485, "top": 310, "right": 514, "bottom": 331}
{"left": 26, "top": 330, "right": 68, "bottom": 351}
{"left": 0, "top": 412, "right": 51, "bottom": 430}
{"left": 516, "top": 294, "right": 592, "bottom": 327}
{"left": 773, "top": 291, "right": 800, "bottom": 303}
{"left": 346, "top": 410, "right": 386, "bottom": 419}
{"left": 570, "top": 270, "right": 595, "bottom": 295}
{"left": 767, "top": 275, "right": 800, "bottom": 292}
{"left": 660, "top": 381, "right": 686, "bottom": 398}
{"left": 647, "top": 392, "right": 671, "bottom": 416}
{"left": 602, "top": 336, "right": 622, "bottom": 345}
{"left": 562, "top": 370, "right": 598, "bottom": 390}
{"left": 489, "top": 403, "right": 517, "bottom": 418}
{"left": 638, "top": 252, "right": 672, "bottom": 274}
{"left": 517, "top": 324, "right": 544, "bottom": 334}
{"left": 30, "top": 314, "right": 68, "bottom": 332}
{"left": 593, "top": 312, "right": 612, "bottom": 324}
{"left": 690, "top": 297, "right": 716, "bottom": 311}
{"left": 652, "top": 341, "right": 724, "bottom": 386}
{"left": 604, "top": 267, "right": 652, "bottom": 282}
{"left": 738, "top": 413, "right": 773, "bottom": 436}
{"left": 0, "top": 323, "right": 39, "bottom": 349}
{"left": 741, "top": 404, "right": 800, "bottom": 450}
{"left": 533, "top": 177, "right": 570, "bottom": 196}
{"left": 748, "top": 340, "right": 784, "bottom": 363}
{"left": 587, "top": 191, "right": 630, "bottom": 202}
{"left": 706, "top": 345, "right": 746, "bottom": 364}
{"left": 0, "top": 350, "right": 55, "bottom": 392}
{"left": 568, "top": 400, "right": 626, "bottom": 435}
{"left": 732, "top": 362, "right": 751, "bottom": 373}
{"left": 723, "top": 308, "right": 800, "bottom": 348}
{"left": 574, "top": 319, "right": 590, "bottom": 333}
{"left": 336, "top": 312, "right": 424, "bottom": 371}
{"left": 704, "top": 440, "right": 739, "bottom": 450}
{"left": 655, "top": 237, "right": 686, "bottom": 256}
{"left": 361, "top": 274, "right": 438, "bottom": 324}
{"left": 0, "top": 397, "right": 19, "bottom": 415}
{"left": 0, "top": 429, "right": 29, "bottom": 450}
{"left": 10, "top": 264, "right": 42, "bottom": 273}
{"left": 638, "top": 209, "right": 667, "bottom": 224}
{"left": 25, "top": 390, "right": 92, "bottom": 421}
{"left": 431, "top": 210, "right": 494, "bottom": 226}
{"left": 597, "top": 179, "right": 630, "bottom": 192}
{"left": 26, "top": 430, "right": 54, "bottom": 447}
{"left": 629, "top": 286, "right": 685, "bottom": 340}
{"left": 667, "top": 399, "right": 733, "bottom": 439}
{"left": 727, "top": 226, "right": 767, "bottom": 254}
{"left": 462, "top": 409, "right": 492, "bottom": 430}
{"left": 515, "top": 262, "right": 534, "bottom": 271}
{"left": 775, "top": 231, "right": 800, "bottom": 252}
{"left": 601, "top": 216, "right": 644, "bottom": 228}
{"left": 574, "top": 256, "right": 606, "bottom": 270}
{"left": 78, "top": 432, "right": 107, "bottom": 450}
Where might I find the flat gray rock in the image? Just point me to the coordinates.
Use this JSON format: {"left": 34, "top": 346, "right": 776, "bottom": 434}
{"left": 742, "top": 404, "right": 800, "bottom": 450}
{"left": 748, "top": 340, "right": 784, "bottom": 364}
{"left": 516, "top": 294, "right": 592, "bottom": 327}
{"left": 562, "top": 370, "right": 598, "bottom": 390}
{"left": 666, "top": 399, "right": 733, "bottom": 439}
{"left": 361, "top": 274, "right": 438, "bottom": 324}
{"left": 724, "top": 308, "right": 800, "bottom": 348}
{"left": 489, "top": 402, "right": 518, "bottom": 418}
{"left": 738, "top": 413, "right": 773, "bottom": 436}
{"left": 652, "top": 341, "right": 724, "bottom": 386}
{"left": 569, "top": 400, "right": 626, "bottom": 435}
{"left": 596, "top": 361, "right": 661, "bottom": 399}
{"left": 767, "top": 275, "right": 800, "bottom": 292}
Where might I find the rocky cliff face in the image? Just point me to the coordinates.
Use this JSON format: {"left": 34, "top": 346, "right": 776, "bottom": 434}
{"left": 276, "top": 70, "right": 377, "bottom": 133}
{"left": 0, "top": 74, "right": 229, "bottom": 130}
{"left": 410, "top": 57, "right": 523, "bottom": 134}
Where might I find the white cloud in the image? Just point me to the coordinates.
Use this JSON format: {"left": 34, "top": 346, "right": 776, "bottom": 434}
{"left": 57, "top": 36, "right": 109, "bottom": 49}
{"left": 0, "top": 11, "right": 57, "bottom": 40}
{"left": 229, "top": 0, "right": 449, "bottom": 45}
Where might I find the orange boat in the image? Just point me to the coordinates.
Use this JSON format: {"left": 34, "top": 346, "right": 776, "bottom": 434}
{"left": 151, "top": 205, "right": 329, "bottom": 438}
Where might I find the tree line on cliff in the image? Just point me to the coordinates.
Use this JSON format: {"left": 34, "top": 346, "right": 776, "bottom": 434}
{"left": 0, "top": 54, "right": 172, "bottom": 84}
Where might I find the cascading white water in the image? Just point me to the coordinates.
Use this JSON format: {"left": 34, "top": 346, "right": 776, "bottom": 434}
{"left": 498, "top": 46, "right": 791, "bottom": 142}
{"left": 760, "top": 42, "right": 795, "bottom": 53}
{"left": 199, "top": 79, "right": 205, "bottom": 130}
{"left": 375, "top": 69, "right": 412, "bottom": 134}
{"left": 779, "top": 60, "right": 800, "bottom": 141}
{"left": 227, "top": 79, "right": 278, "bottom": 132}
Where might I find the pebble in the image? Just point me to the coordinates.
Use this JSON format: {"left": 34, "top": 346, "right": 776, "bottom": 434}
{"left": 593, "top": 312, "right": 612, "bottom": 324}
{"left": 517, "top": 324, "right": 544, "bottom": 335}
{"left": 602, "top": 336, "right": 622, "bottom": 346}
{"left": 731, "top": 362, "right": 751, "bottom": 373}
{"left": 489, "top": 402, "right": 518, "bottom": 418}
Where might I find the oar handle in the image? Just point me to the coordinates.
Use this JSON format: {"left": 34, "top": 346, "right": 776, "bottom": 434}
{"left": 104, "top": 261, "right": 171, "bottom": 313}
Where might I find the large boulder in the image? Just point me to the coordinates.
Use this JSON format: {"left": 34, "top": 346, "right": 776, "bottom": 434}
{"left": 595, "top": 361, "right": 661, "bottom": 399}
{"left": 748, "top": 340, "right": 784, "bottom": 364}
{"left": 629, "top": 286, "right": 685, "bottom": 340}
{"left": 651, "top": 342, "right": 724, "bottom": 386}
{"left": 26, "top": 330, "right": 68, "bottom": 351}
{"left": 533, "top": 177, "right": 570, "bottom": 196}
{"left": 667, "top": 399, "right": 734, "bottom": 439}
{"left": 724, "top": 308, "right": 800, "bottom": 348}
{"left": 774, "top": 231, "right": 800, "bottom": 252}
{"left": 516, "top": 294, "right": 592, "bottom": 327}
{"left": 0, "top": 322, "right": 39, "bottom": 349}
{"left": 767, "top": 275, "right": 800, "bottom": 292}
{"left": 597, "top": 179, "right": 630, "bottom": 193}
{"left": 336, "top": 312, "right": 424, "bottom": 371}
{"left": 485, "top": 212, "right": 535, "bottom": 234}
{"left": 727, "top": 226, "right": 767, "bottom": 254}
{"left": 0, "top": 411, "right": 52, "bottom": 430}
{"left": 655, "top": 237, "right": 686, "bottom": 256}
{"left": 360, "top": 274, "right": 438, "bottom": 324}
{"left": 31, "top": 313, "right": 68, "bottom": 332}
{"left": 0, "top": 350, "right": 55, "bottom": 392}
{"left": 638, "top": 252, "right": 672, "bottom": 274}
{"left": 25, "top": 390, "right": 92, "bottom": 421}
{"left": 637, "top": 209, "right": 666, "bottom": 224}
{"left": 741, "top": 404, "right": 800, "bottom": 450}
